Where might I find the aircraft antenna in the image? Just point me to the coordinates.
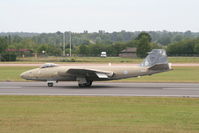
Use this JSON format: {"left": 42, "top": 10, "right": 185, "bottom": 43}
{"left": 63, "top": 32, "right": 66, "bottom": 56}
{"left": 69, "top": 32, "right": 72, "bottom": 57}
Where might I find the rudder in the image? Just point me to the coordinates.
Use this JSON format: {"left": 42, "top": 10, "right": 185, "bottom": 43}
{"left": 140, "top": 49, "right": 168, "bottom": 67}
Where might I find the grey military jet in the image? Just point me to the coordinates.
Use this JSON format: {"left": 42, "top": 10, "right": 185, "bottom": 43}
{"left": 20, "top": 49, "right": 172, "bottom": 87}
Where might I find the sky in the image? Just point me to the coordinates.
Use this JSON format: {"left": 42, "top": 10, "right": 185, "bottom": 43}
{"left": 0, "top": 0, "right": 199, "bottom": 33}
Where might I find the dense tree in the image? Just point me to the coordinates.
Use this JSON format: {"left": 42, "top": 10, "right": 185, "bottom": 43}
{"left": 136, "top": 32, "right": 152, "bottom": 42}
{"left": 1, "top": 31, "right": 199, "bottom": 46}
{"left": 111, "top": 42, "right": 127, "bottom": 56}
{"left": 2, "top": 31, "right": 199, "bottom": 58}
{"left": 167, "top": 39, "right": 199, "bottom": 55}
{"left": 78, "top": 45, "right": 89, "bottom": 55}
{"left": 37, "top": 44, "right": 62, "bottom": 56}
{"left": 150, "top": 42, "right": 162, "bottom": 49}
{"left": 194, "top": 43, "right": 199, "bottom": 54}
{"left": 0, "top": 37, "right": 8, "bottom": 54}
{"left": 87, "top": 44, "right": 109, "bottom": 56}
{"left": 136, "top": 32, "right": 152, "bottom": 58}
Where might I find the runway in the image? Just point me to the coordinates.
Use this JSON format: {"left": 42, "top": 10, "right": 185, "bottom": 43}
{"left": 0, "top": 82, "right": 199, "bottom": 97}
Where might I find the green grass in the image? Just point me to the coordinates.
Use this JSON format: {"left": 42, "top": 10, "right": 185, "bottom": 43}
{"left": 121, "top": 66, "right": 199, "bottom": 83}
{"left": 0, "top": 66, "right": 35, "bottom": 81}
{"left": 1, "top": 56, "right": 199, "bottom": 64}
{"left": 15, "top": 56, "right": 141, "bottom": 63}
{"left": 0, "top": 66, "right": 199, "bottom": 82}
{"left": 0, "top": 96, "right": 199, "bottom": 133}
{"left": 169, "top": 57, "right": 199, "bottom": 63}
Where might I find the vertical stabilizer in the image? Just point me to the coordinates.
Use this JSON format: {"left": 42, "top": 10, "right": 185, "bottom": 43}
{"left": 140, "top": 49, "right": 171, "bottom": 71}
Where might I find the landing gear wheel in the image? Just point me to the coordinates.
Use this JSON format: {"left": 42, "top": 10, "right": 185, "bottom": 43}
{"left": 78, "top": 81, "right": 93, "bottom": 87}
{"left": 78, "top": 84, "right": 85, "bottom": 87}
{"left": 48, "top": 82, "right": 54, "bottom": 87}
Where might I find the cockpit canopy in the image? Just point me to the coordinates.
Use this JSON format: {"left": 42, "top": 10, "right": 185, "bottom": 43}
{"left": 40, "top": 63, "right": 58, "bottom": 68}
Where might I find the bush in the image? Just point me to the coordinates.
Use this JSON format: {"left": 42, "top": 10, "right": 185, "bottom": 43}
{"left": 60, "top": 58, "right": 76, "bottom": 62}
{"left": 0, "top": 54, "right": 17, "bottom": 61}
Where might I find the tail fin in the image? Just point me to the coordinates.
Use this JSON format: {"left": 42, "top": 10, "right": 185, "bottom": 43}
{"left": 140, "top": 49, "right": 171, "bottom": 71}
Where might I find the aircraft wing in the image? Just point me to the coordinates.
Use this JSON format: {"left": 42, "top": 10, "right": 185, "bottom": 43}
{"left": 67, "top": 68, "right": 114, "bottom": 79}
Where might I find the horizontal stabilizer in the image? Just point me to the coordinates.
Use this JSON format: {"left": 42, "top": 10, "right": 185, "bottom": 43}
{"left": 148, "top": 64, "right": 170, "bottom": 71}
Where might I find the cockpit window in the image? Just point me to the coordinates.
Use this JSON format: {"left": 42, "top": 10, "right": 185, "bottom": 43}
{"left": 40, "top": 63, "right": 58, "bottom": 68}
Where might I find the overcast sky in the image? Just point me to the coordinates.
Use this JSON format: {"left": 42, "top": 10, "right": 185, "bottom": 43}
{"left": 0, "top": 0, "right": 199, "bottom": 33}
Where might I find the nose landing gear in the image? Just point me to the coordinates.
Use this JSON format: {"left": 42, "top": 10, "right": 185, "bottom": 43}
{"left": 48, "top": 82, "right": 53, "bottom": 87}
{"left": 47, "top": 81, "right": 56, "bottom": 87}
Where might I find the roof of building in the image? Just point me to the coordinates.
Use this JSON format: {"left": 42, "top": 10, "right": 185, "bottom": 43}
{"left": 5, "top": 49, "right": 32, "bottom": 52}
{"left": 120, "top": 47, "right": 137, "bottom": 53}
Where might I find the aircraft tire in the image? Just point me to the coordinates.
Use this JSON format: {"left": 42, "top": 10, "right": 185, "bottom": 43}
{"left": 48, "top": 82, "right": 54, "bottom": 87}
{"left": 78, "top": 81, "right": 92, "bottom": 87}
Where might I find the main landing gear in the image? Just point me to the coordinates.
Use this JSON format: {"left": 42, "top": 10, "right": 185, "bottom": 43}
{"left": 77, "top": 77, "right": 93, "bottom": 87}
{"left": 78, "top": 80, "right": 93, "bottom": 87}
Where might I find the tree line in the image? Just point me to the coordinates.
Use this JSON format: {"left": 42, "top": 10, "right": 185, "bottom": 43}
{"left": 1, "top": 30, "right": 199, "bottom": 46}
{"left": 0, "top": 32, "right": 160, "bottom": 58}
{"left": 1, "top": 31, "right": 199, "bottom": 60}
{"left": 167, "top": 38, "right": 199, "bottom": 56}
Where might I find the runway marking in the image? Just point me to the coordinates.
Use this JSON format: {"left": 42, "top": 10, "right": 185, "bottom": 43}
{"left": 163, "top": 88, "right": 199, "bottom": 91}
{"left": 0, "top": 82, "right": 199, "bottom": 97}
{"left": 0, "top": 87, "right": 22, "bottom": 89}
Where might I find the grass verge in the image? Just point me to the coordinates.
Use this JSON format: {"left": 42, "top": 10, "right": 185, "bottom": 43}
{"left": 121, "top": 66, "right": 199, "bottom": 83}
{"left": 16, "top": 56, "right": 142, "bottom": 63}
{"left": 0, "top": 66, "right": 35, "bottom": 81}
{"left": 0, "top": 96, "right": 199, "bottom": 133}
{"left": 1, "top": 56, "right": 199, "bottom": 64}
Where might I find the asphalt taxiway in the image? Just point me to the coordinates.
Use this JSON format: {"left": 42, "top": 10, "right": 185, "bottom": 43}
{"left": 0, "top": 82, "right": 199, "bottom": 97}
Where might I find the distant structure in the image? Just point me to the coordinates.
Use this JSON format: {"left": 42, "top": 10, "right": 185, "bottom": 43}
{"left": 100, "top": 51, "right": 107, "bottom": 58}
{"left": 119, "top": 47, "right": 137, "bottom": 58}
{"left": 5, "top": 49, "right": 33, "bottom": 57}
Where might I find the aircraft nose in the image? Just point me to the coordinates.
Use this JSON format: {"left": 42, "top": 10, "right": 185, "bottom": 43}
{"left": 20, "top": 72, "right": 28, "bottom": 79}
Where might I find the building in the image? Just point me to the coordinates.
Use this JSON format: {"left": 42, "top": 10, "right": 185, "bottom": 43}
{"left": 119, "top": 47, "right": 137, "bottom": 58}
{"left": 5, "top": 49, "right": 33, "bottom": 57}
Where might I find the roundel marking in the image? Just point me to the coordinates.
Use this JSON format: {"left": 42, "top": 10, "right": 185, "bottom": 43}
{"left": 123, "top": 70, "right": 128, "bottom": 75}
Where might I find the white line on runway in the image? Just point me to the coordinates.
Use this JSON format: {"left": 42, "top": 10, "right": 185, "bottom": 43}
{"left": 163, "top": 88, "right": 199, "bottom": 91}
{"left": 0, "top": 87, "right": 22, "bottom": 89}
